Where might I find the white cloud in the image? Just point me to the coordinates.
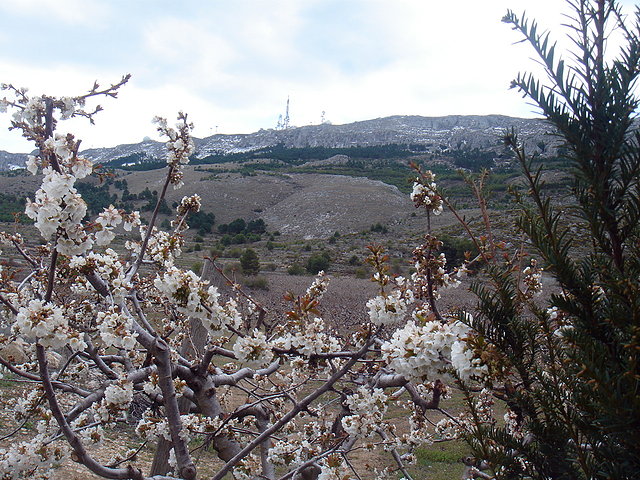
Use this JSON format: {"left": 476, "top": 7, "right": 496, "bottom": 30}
{"left": 0, "top": 0, "right": 110, "bottom": 25}
{"left": 142, "top": 17, "right": 237, "bottom": 85}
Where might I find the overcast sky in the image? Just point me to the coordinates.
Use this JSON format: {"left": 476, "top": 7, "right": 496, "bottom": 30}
{"left": 0, "top": 0, "right": 637, "bottom": 153}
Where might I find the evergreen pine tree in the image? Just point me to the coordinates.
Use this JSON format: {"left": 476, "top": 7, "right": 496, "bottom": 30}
{"left": 240, "top": 248, "right": 260, "bottom": 275}
{"left": 461, "top": 1, "right": 640, "bottom": 478}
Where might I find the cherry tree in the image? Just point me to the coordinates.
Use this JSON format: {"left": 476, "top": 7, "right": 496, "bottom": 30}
{"left": 0, "top": 78, "right": 487, "bottom": 480}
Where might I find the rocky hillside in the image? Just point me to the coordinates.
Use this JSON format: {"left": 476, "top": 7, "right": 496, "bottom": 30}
{"left": 0, "top": 114, "right": 553, "bottom": 170}
{"left": 0, "top": 150, "right": 33, "bottom": 171}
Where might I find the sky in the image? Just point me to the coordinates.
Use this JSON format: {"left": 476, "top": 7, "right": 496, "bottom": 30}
{"left": 0, "top": 0, "right": 637, "bottom": 153}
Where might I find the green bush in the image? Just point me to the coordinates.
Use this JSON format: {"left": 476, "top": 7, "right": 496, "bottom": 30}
{"left": 243, "top": 275, "right": 268, "bottom": 290}
{"left": 0, "top": 193, "right": 27, "bottom": 222}
{"left": 439, "top": 235, "right": 478, "bottom": 268}
{"left": 240, "top": 248, "right": 260, "bottom": 275}
{"left": 287, "top": 263, "right": 305, "bottom": 276}
{"left": 223, "top": 262, "right": 240, "bottom": 276}
{"left": 188, "top": 210, "right": 215, "bottom": 234}
{"left": 306, "top": 252, "right": 330, "bottom": 274}
{"left": 246, "top": 219, "right": 266, "bottom": 234}
{"left": 354, "top": 267, "right": 369, "bottom": 279}
{"left": 370, "top": 223, "right": 388, "bottom": 234}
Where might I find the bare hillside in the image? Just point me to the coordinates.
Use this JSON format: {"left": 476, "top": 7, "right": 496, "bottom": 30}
{"left": 120, "top": 167, "right": 415, "bottom": 238}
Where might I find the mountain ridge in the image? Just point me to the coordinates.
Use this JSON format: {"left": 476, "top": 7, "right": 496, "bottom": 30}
{"left": 0, "top": 114, "right": 551, "bottom": 170}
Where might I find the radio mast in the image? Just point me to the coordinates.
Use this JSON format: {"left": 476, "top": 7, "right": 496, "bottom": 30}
{"left": 283, "top": 96, "right": 290, "bottom": 129}
{"left": 276, "top": 96, "right": 291, "bottom": 130}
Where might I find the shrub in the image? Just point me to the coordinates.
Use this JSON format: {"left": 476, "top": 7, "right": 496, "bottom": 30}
{"left": 227, "top": 218, "right": 246, "bottom": 234}
{"left": 246, "top": 218, "right": 266, "bottom": 234}
{"left": 287, "top": 263, "right": 306, "bottom": 275}
{"left": 188, "top": 210, "right": 215, "bottom": 234}
{"left": 354, "top": 267, "right": 369, "bottom": 279}
{"left": 306, "top": 252, "right": 330, "bottom": 274}
{"left": 220, "top": 234, "right": 233, "bottom": 246}
{"left": 239, "top": 248, "right": 260, "bottom": 275}
{"left": 223, "top": 262, "right": 241, "bottom": 276}
{"left": 370, "top": 222, "right": 388, "bottom": 233}
{"left": 242, "top": 275, "right": 268, "bottom": 290}
{"left": 439, "top": 235, "right": 478, "bottom": 269}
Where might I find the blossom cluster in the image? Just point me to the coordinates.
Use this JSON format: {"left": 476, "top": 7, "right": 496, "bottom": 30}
{"left": 521, "top": 259, "right": 542, "bottom": 298}
{"left": 154, "top": 266, "right": 242, "bottom": 333}
{"left": 97, "top": 379, "right": 134, "bottom": 422}
{"left": 411, "top": 170, "right": 443, "bottom": 215}
{"left": 154, "top": 113, "right": 195, "bottom": 188}
{"left": 94, "top": 205, "right": 123, "bottom": 246}
{"left": 366, "top": 278, "right": 414, "bottom": 326}
{"left": 381, "top": 315, "right": 486, "bottom": 382}
{"left": 177, "top": 194, "right": 201, "bottom": 216}
{"left": 341, "top": 386, "right": 388, "bottom": 438}
{"left": 24, "top": 166, "right": 91, "bottom": 256}
{"left": 128, "top": 226, "right": 183, "bottom": 268}
{"left": 0, "top": 434, "right": 67, "bottom": 480}
{"left": 273, "top": 316, "right": 341, "bottom": 357}
{"left": 317, "top": 454, "right": 355, "bottom": 480}
{"left": 305, "top": 270, "right": 329, "bottom": 299}
{"left": 233, "top": 329, "right": 274, "bottom": 368}
{"left": 69, "top": 248, "right": 128, "bottom": 297}
{"left": 96, "top": 307, "right": 137, "bottom": 351}
{"left": 13, "top": 299, "right": 86, "bottom": 351}
{"left": 412, "top": 235, "right": 465, "bottom": 303}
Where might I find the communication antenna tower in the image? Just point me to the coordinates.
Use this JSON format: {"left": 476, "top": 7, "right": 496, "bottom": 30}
{"left": 275, "top": 97, "right": 290, "bottom": 130}
{"left": 283, "top": 96, "right": 290, "bottom": 129}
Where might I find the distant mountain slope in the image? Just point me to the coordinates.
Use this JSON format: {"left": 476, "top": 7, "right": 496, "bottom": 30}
{"left": 0, "top": 114, "right": 552, "bottom": 170}
{"left": 0, "top": 150, "right": 32, "bottom": 171}
{"left": 86, "top": 114, "right": 551, "bottom": 165}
